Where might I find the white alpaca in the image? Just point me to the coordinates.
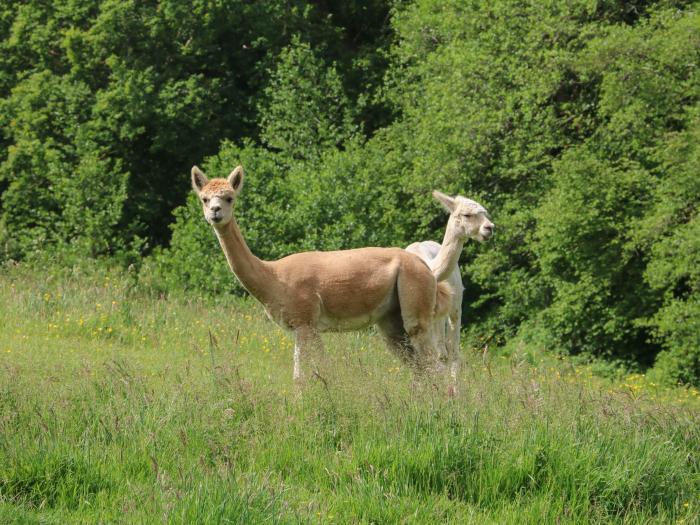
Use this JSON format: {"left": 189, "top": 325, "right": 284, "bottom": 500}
{"left": 406, "top": 191, "right": 494, "bottom": 390}
{"left": 191, "top": 165, "right": 452, "bottom": 384}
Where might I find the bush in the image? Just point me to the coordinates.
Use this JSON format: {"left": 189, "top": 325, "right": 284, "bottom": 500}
{"left": 641, "top": 107, "right": 700, "bottom": 385}
{"left": 532, "top": 149, "right": 656, "bottom": 361}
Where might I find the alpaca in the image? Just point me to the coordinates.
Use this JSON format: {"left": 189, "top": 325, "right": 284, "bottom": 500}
{"left": 406, "top": 191, "right": 494, "bottom": 390}
{"left": 191, "top": 165, "right": 452, "bottom": 383}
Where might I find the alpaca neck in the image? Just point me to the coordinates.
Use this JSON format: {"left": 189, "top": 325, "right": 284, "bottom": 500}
{"left": 430, "top": 219, "right": 465, "bottom": 281}
{"left": 213, "top": 218, "right": 273, "bottom": 303}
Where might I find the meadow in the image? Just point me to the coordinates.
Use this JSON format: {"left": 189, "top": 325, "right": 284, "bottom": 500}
{"left": 0, "top": 264, "right": 698, "bottom": 524}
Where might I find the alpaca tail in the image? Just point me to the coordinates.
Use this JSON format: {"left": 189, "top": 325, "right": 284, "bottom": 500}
{"left": 435, "top": 281, "right": 453, "bottom": 318}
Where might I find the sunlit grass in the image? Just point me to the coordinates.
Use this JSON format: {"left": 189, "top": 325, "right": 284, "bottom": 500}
{"left": 0, "top": 264, "right": 698, "bottom": 524}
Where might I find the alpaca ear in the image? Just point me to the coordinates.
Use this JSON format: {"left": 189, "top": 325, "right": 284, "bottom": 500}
{"left": 191, "top": 166, "right": 208, "bottom": 194}
{"left": 228, "top": 165, "right": 244, "bottom": 195}
{"left": 433, "top": 190, "right": 456, "bottom": 213}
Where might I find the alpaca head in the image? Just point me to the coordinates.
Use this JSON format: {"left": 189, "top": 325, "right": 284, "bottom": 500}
{"left": 433, "top": 190, "right": 494, "bottom": 242}
{"left": 191, "top": 165, "right": 244, "bottom": 227}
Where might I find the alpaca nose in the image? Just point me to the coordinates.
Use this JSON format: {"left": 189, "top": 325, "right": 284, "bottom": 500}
{"left": 484, "top": 223, "right": 494, "bottom": 233}
{"left": 211, "top": 205, "right": 221, "bottom": 213}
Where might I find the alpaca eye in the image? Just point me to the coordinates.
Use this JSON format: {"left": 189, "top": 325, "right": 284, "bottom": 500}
{"left": 202, "top": 198, "right": 209, "bottom": 203}
{"left": 226, "top": 197, "right": 233, "bottom": 203}
{"left": 461, "top": 213, "right": 473, "bottom": 218}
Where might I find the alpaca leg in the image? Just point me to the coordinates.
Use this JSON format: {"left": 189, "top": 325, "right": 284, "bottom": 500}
{"left": 381, "top": 318, "right": 435, "bottom": 391}
{"left": 293, "top": 326, "right": 326, "bottom": 385}
{"left": 433, "top": 317, "right": 449, "bottom": 365}
{"left": 446, "top": 308, "right": 462, "bottom": 396}
{"left": 437, "top": 314, "right": 449, "bottom": 361}
{"left": 377, "top": 314, "right": 414, "bottom": 366}
{"left": 409, "top": 324, "right": 442, "bottom": 375}
{"left": 293, "top": 339, "right": 303, "bottom": 383}
{"left": 395, "top": 266, "right": 442, "bottom": 375}
{"left": 407, "top": 326, "right": 443, "bottom": 377}
{"left": 399, "top": 301, "right": 441, "bottom": 374}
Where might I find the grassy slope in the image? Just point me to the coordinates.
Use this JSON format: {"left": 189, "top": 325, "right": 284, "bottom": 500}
{"left": 0, "top": 265, "right": 698, "bottom": 524}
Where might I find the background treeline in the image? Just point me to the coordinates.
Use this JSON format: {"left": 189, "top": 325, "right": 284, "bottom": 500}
{"left": 1, "top": 0, "right": 699, "bottom": 386}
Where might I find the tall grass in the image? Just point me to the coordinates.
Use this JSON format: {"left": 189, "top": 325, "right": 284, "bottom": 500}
{"left": 0, "top": 264, "right": 698, "bottom": 523}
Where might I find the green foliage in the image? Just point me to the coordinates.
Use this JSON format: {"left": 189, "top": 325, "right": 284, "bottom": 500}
{"left": 640, "top": 106, "right": 700, "bottom": 385}
{"left": 281, "top": 133, "right": 431, "bottom": 252}
{"left": 259, "top": 37, "right": 357, "bottom": 161}
{"left": 0, "top": 0, "right": 392, "bottom": 257}
{"left": 533, "top": 150, "right": 656, "bottom": 361}
{"left": 370, "top": 0, "right": 700, "bottom": 382}
{"left": 2, "top": 0, "right": 700, "bottom": 384}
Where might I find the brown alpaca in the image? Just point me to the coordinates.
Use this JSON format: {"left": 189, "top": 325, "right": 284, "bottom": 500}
{"left": 191, "top": 165, "right": 451, "bottom": 383}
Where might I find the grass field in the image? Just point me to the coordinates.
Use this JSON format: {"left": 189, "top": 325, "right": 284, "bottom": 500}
{"left": 0, "top": 264, "right": 698, "bottom": 524}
